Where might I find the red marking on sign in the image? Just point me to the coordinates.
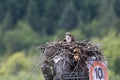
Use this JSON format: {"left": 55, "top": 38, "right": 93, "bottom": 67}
{"left": 89, "top": 61, "right": 108, "bottom": 80}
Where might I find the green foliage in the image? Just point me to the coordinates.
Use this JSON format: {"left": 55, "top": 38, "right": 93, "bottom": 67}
{"left": 0, "top": 0, "right": 120, "bottom": 79}
{"left": 0, "top": 0, "right": 120, "bottom": 54}
{"left": 70, "top": 29, "right": 85, "bottom": 40}
{"left": 114, "top": 0, "right": 120, "bottom": 17}
{"left": 102, "top": 31, "right": 120, "bottom": 74}
{"left": 92, "top": 29, "right": 120, "bottom": 75}
{"left": 3, "top": 21, "right": 41, "bottom": 53}
{"left": 0, "top": 52, "right": 31, "bottom": 75}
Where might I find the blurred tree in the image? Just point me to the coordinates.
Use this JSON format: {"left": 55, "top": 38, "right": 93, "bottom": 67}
{"left": 0, "top": 12, "right": 14, "bottom": 54}
{"left": 8, "top": 0, "right": 28, "bottom": 22}
{"left": 2, "top": 13, "right": 15, "bottom": 30}
{"left": 93, "top": 29, "right": 120, "bottom": 74}
{"left": 58, "top": 2, "right": 78, "bottom": 30}
{"left": 74, "top": 0, "right": 101, "bottom": 23}
{"left": 26, "top": 0, "right": 42, "bottom": 33}
{"left": 0, "top": 52, "right": 31, "bottom": 75}
{"left": 0, "top": 0, "right": 120, "bottom": 61}
{"left": 114, "top": 0, "right": 120, "bottom": 17}
{"left": 0, "top": 26, "right": 5, "bottom": 54}
{"left": 27, "top": 0, "right": 57, "bottom": 35}
{"left": 0, "top": 0, "right": 7, "bottom": 23}
{"left": 3, "top": 21, "right": 40, "bottom": 53}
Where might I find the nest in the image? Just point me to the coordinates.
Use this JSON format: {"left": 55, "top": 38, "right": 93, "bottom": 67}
{"left": 40, "top": 40, "right": 104, "bottom": 61}
{"left": 39, "top": 39, "right": 105, "bottom": 80}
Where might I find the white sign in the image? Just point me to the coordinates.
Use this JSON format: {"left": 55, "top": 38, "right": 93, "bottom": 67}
{"left": 88, "top": 61, "right": 108, "bottom": 80}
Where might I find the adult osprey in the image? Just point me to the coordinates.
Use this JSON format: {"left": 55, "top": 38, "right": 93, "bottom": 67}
{"left": 65, "top": 32, "right": 74, "bottom": 43}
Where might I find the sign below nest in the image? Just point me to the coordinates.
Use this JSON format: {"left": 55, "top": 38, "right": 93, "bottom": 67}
{"left": 40, "top": 32, "right": 108, "bottom": 80}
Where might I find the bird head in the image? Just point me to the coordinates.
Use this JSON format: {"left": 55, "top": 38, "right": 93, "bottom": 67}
{"left": 73, "top": 47, "right": 81, "bottom": 61}
{"left": 65, "top": 32, "right": 71, "bottom": 35}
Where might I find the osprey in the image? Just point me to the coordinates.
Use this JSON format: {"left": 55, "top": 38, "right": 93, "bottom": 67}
{"left": 65, "top": 32, "right": 74, "bottom": 43}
